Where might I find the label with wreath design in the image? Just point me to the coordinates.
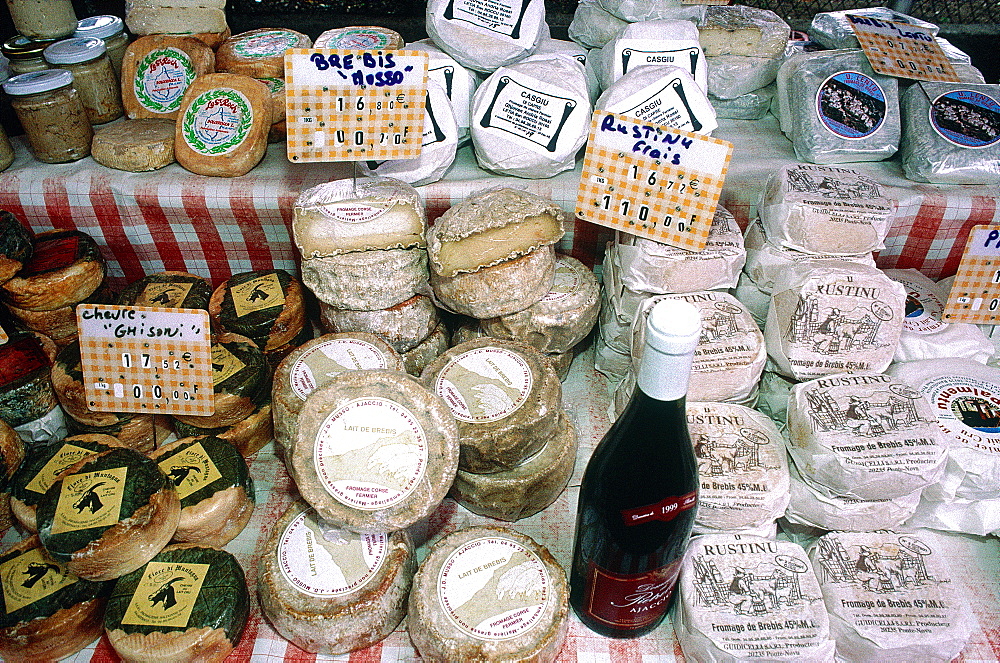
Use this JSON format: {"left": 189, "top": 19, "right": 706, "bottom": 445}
{"left": 182, "top": 88, "right": 253, "bottom": 156}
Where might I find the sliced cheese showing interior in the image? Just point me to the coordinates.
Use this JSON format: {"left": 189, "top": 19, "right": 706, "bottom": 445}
{"left": 121, "top": 35, "right": 215, "bottom": 121}
{"left": 698, "top": 5, "right": 790, "bottom": 58}
{"left": 117, "top": 271, "right": 212, "bottom": 310}
{"left": 125, "top": 4, "right": 228, "bottom": 36}
{"left": 0, "top": 330, "right": 59, "bottom": 429}
{"left": 402, "top": 322, "right": 450, "bottom": 377}
{"left": 406, "top": 38, "right": 479, "bottom": 142}
{"left": 257, "top": 501, "right": 414, "bottom": 654}
{"left": 209, "top": 269, "right": 305, "bottom": 352}
{"left": 301, "top": 246, "right": 429, "bottom": 311}
{"left": 0, "top": 535, "right": 110, "bottom": 662}
{"left": 597, "top": 64, "right": 717, "bottom": 135}
{"left": 408, "top": 525, "right": 569, "bottom": 662}
{"left": 314, "top": 25, "right": 405, "bottom": 49}
{"left": 676, "top": 534, "right": 835, "bottom": 663}
{"left": 807, "top": 531, "right": 975, "bottom": 662}
{"left": 174, "top": 73, "right": 271, "bottom": 177}
{"left": 91, "top": 119, "right": 176, "bottom": 172}
{"left": 425, "top": 0, "right": 546, "bottom": 73}
{"left": 2, "top": 229, "right": 104, "bottom": 312}
{"left": 216, "top": 28, "right": 311, "bottom": 79}
{"left": 596, "top": 19, "right": 706, "bottom": 91}
{"left": 52, "top": 340, "right": 129, "bottom": 427}
{"left": 319, "top": 294, "right": 438, "bottom": 353}
{"left": 0, "top": 418, "right": 24, "bottom": 533}
{"left": 36, "top": 447, "right": 180, "bottom": 581}
{"left": 66, "top": 413, "right": 156, "bottom": 455}
{"left": 291, "top": 369, "right": 459, "bottom": 532}
{"left": 104, "top": 544, "right": 249, "bottom": 662}
{"left": 173, "top": 387, "right": 273, "bottom": 458}
{"left": 0, "top": 210, "right": 33, "bottom": 284}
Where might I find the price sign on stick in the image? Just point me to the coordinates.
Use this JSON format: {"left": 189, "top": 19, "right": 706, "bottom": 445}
{"left": 77, "top": 305, "right": 213, "bottom": 415}
{"left": 847, "top": 14, "right": 961, "bottom": 82}
{"left": 285, "top": 49, "right": 428, "bottom": 162}
{"left": 576, "top": 111, "right": 733, "bottom": 252}
{"left": 943, "top": 225, "right": 1000, "bottom": 324}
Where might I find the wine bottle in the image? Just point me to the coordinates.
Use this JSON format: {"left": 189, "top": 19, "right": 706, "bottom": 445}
{"left": 570, "top": 298, "right": 701, "bottom": 638}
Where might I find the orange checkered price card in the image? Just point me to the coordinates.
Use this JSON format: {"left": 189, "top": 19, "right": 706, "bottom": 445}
{"left": 77, "top": 305, "right": 213, "bottom": 415}
{"left": 847, "top": 14, "right": 960, "bottom": 83}
{"left": 576, "top": 112, "right": 733, "bottom": 252}
{"left": 284, "top": 49, "right": 428, "bottom": 162}
{"left": 943, "top": 226, "right": 1000, "bottom": 324}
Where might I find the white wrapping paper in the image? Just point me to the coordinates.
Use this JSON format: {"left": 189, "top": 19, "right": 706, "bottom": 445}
{"left": 425, "top": 0, "right": 546, "bottom": 73}
{"left": 596, "top": 64, "right": 716, "bottom": 135}
{"left": 595, "top": 19, "right": 705, "bottom": 91}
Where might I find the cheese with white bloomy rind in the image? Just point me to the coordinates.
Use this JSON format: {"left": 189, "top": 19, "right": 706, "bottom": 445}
{"left": 117, "top": 271, "right": 211, "bottom": 310}
{"left": 291, "top": 369, "right": 459, "bottom": 533}
{"left": 428, "top": 188, "right": 566, "bottom": 278}
{"left": 425, "top": 0, "right": 546, "bottom": 74}
{"left": 314, "top": 26, "right": 404, "bottom": 50}
{"left": 91, "top": 119, "right": 176, "bottom": 172}
{"left": 408, "top": 525, "right": 569, "bottom": 662}
{"left": 121, "top": 36, "right": 215, "bottom": 121}
{"left": 402, "top": 322, "right": 449, "bottom": 377}
{"left": 481, "top": 254, "right": 599, "bottom": 354}
{"left": 698, "top": 5, "right": 790, "bottom": 58}
{"left": 596, "top": 64, "right": 717, "bottom": 135}
{"left": 53, "top": 340, "right": 130, "bottom": 428}
{"left": 302, "top": 246, "right": 429, "bottom": 312}
{"left": 257, "top": 501, "right": 414, "bottom": 655}
{"left": 0, "top": 331, "right": 59, "bottom": 428}
{"left": 215, "top": 28, "right": 311, "bottom": 79}
{"left": 66, "top": 413, "right": 156, "bottom": 455}
{"left": 422, "top": 337, "right": 562, "bottom": 474}
{"left": 209, "top": 269, "right": 306, "bottom": 352}
{"left": 432, "top": 245, "right": 556, "bottom": 319}
{"left": 1, "top": 230, "right": 104, "bottom": 312}
{"left": 0, "top": 210, "right": 33, "bottom": 285}
{"left": 319, "top": 294, "right": 439, "bottom": 353}
{"left": 0, "top": 418, "right": 24, "bottom": 533}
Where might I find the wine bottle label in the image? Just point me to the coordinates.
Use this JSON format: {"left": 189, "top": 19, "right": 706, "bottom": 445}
{"left": 620, "top": 491, "right": 697, "bottom": 526}
{"left": 584, "top": 559, "right": 682, "bottom": 630}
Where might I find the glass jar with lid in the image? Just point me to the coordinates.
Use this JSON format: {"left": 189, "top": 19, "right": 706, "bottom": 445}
{"left": 44, "top": 37, "right": 122, "bottom": 124}
{"left": 75, "top": 15, "right": 129, "bottom": 80}
{"left": 1, "top": 36, "right": 58, "bottom": 76}
{"left": 3, "top": 69, "right": 93, "bottom": 163}
{"left": 0, "top": 68, "right": 14, "bottom": 171}
{"left": 5, "top": 0, "right": 78, "bottom": 40}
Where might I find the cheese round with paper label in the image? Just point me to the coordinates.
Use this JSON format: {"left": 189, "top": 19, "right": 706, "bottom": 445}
{"left": 596, "top": 64, "right": 717, "bottom": 135}
{"left": 1, "top": 229, "right": 104, "bottom": 312}
{"left": 319, "top": 294, "right": 439, "bottom": 353}
{"left": 35, "top": 447, "right": 180, "bottom": 581}
{"left": 117, "top": 271, "right": 212, "bottom": 310}
{"left": 215, "top": 28, "right": 311, "bottom": 79}
{"left": 209, "top": 269, "right": 305, "bottom": 352}
{"left": 291, "top": 369, "right": 459, "bottom": 533}
{"left": 402, "top": 321, "right": 450, "bottom": 377}
{"left": 406, "top": 38, "right": 479, "bottom": 143}
{"left": 121, "top": 35, "right": 216, "bottom": 121}
{"left": 257, "top": 501, "right": 414, "bottom": 655}
{"left": 0, "top": 329, "right": 59, "bottom": 428}
{"left": 52, "top": 339, "right": 130, "bottom": 428}
{"left": 596, "top": 19, "right": 706, "bottom": 91}
{"left": 104, "top": 544, "right": 249, "bottom": 663}
{"left": 314, "top": 25, "right": 404, "bottom": 49}
{"left": 150, "top": 435, "right": 254, "bottom": 547}
{"left": 425, "top": 0, "right": 546, "bottom": 73}
{"left": 0, "top": 210, "right": 33, "bottom": 285}
{"left": 0, "top": 535, "right": 111, "bottom": 663}
{"left": 409, "top": 525, "right": 569, "bottom": 662}
{"left": 422, "top": 337, "right": 562, "bottom": 474}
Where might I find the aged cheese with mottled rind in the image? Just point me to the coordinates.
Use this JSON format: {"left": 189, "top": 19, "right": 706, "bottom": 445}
{"left": 125, "top": 4, "right": 228, "bottom": 36}
{"left": 215, "top": 28, "right": 311, "bottom": 79}
{"left": 208, "top": 269, "right": 305, "bottom": 352}
{"left": 117, "top": 271, "right": 212, "bottom": 310}
{"left": 291, "top": 369, "right": 459, "bottom": 533}
{"left": 319, "top": 294, "right": 438, "bottom": 353}
{"left": 6, "top": 283, "right": 113, "bottom": 348}
{"left": 1, "top": 230, "right": 104, "bottom": 312}
{"left": 402, "top": 322, "right": 449, "bottom": 377}
{"left": 52, "top": 340, "right": 129, "bottom": 428}
{"left": 0, "top": 331, "right": 59, "bottom": 428}
{"left": 315, "top": 26, "right": 404, "bottom": 49}
{"left": 257, "top": 501, "right": 414, "bottom": 655}
{"left": 0, "top": 210, "right": 33, "bottom": 284}
{"left": 698, "top": 5, "right": 789, "bottom": 58}
{"left": 302, "top": 247, "right": 429, "bottom": 312}
{"left": 66, "top": 413, "right": 156, "bottom": 455}
{"left": 121, "top": 35, "right": 215, "bottom": 121}
{"left": 91, "top": 119, "right": 176, "bottom": 172}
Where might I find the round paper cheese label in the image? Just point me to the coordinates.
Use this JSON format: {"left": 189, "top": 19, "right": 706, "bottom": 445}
{"left": 320, "top": 29, "right": 395, "bottom": 49}
{"left": 313, "top": 397, "right": 428, "bottom": 510}
{"left": 435, "top": 347, "right": 533, "bottom": 423}
{"left": 920, "top": 375, "right": 1000, "bottom": 455}
{"left": 134, "top": 48, "right": 195, "bottom": 114}
{"left": 290, "top": 339, "right": 389, "bottom": 401}
{"left": 901, "top": 279, "right": 947, "bottom": 334}
{"left": 438, "top": 537, "right": 550, "bottom": 641}
{"left": 278, "top": 509, "right": 388, "bottom": 597}
{"left": 182, "top": 88, "right": 253, "bottom": 156}
{"left": 816, "top": 71, "right": 886, "bottom": 139}
{"left": 540, "top": 258, "right": 580, "bottom": 304}
{"left": 233, "top": 30, "right": 300, "bottom": 58}
{"left": 929, "top": 89, "right": 1000, "bottom": 148}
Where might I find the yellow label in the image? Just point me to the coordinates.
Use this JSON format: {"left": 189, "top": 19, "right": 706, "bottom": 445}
{"left": 211, "top": 344, "right": 245, "bottom": 385}
{"left": 0, "top": 547, "right": 77, "bottom": 614}
{"left": 157, "top": 441, "right": 222, "bottom": 500}
{"left": 0, "top": 328, "right": 7, "bottom": 345}
{"left": 138, "top": 281, "right": 195, "bottom": 308}
{"left": 25, "top": 444, "right": 96, "bottom": 495}
{"left": 231, "top": 273, "right": 285, "bottom": 318}
{"left": 51, "top": 466, "right": 128, "bottom": 535}
{"left": 121, "top": 561, "right": 209, "bottom": 628}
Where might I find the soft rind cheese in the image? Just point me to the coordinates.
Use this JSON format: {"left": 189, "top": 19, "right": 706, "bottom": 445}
{"left": 0, "top": 331, "right": 58, "bottom": 429}
{"left": 0, "top": 210, "right": 33, "bottom": 284}
{"left": 408, "top": 525, "right": 569, "bottom": 662}
{"left": 425, "top": 0, "right": 546, "bottom": 73}
{"left": 104, "top": 544, "right": 249, "bottom": 663}
{"left": 121, "top": 36, "right": 215, "bottom": 121}
{"left": 117, "top": 271, "right": 212, "bottom": 310}
{"left": 150, "top": 435, "right": 254, "bottom": 547}
{"left": 257, "top": 501, "right": 414, "bottom": 655}
{"left": 215, "top": 28, "right": 311, "bottom": 79}
{"left": 91, "top": 119, "right": 176, "bottom": 172}
{"left": 595, "top": 19, "right": 706, "bottom": 91}
{"left": 301, "top": 246, "right": 429, "bottom": 311}
{"left": 291, "top": 369, "right": 459, "bottom": 533}
{"left": 1, "top": 229, "right": 104, "bottom": 312}
{"left": 66, "top": 413, "right": 156, "bottom": 455}
{"left": 208, "top": 269, "right": 306, "bottom": 352}
{"left": 402, "top": 322, "right": 450, "bottom": 377}
{"left": 421, "top": 337, "right": 562, "bottom": 474}
{"left": 319, "top": 294, "right": 439, "bottom": 353}
{"left": 596, "top": 64, "right": 717, "bottom": 135}
{"left": 711, "top": 84, "right": 775, "bottom": 120}
{"left": 698, "top": 5, "right": 790, "bottom": 58}
{"left": 125, "top": 5, "right": 228, "bottom": 36}
{"left": 36, "top": 447, "right": 180, "bottom": 581}
{"left": 314, "top": 26, "right": 404, "bottom": 50}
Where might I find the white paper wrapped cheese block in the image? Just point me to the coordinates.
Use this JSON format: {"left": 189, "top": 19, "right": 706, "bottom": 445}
{"left": 291, "top": 369, "right": 459, "bottom": 532}
{"left": 596, "top": 64, "right": 716, "bottom": 135}
{"left": 258, "top": 502, "right": 414, "bottom": 655}
{"left": 759, "top": 164, "right": 895, "bottom": 256}
{"left": 706, "top": 54, "right": 780, "bottom": 100}
{"left": 425, "top": 0, "right": 546, "bottom": 73}
{"left": 765, "top": 262, "right": 906, "bottom": 381}
{"left": 320, "top": 295, "right": 438, "bottom": 353}
{"left": 601, "top": 246, "right": 654, "bottom": 326}
{"left": 786, "top": 373, "right": 949, "bottom": 501}
{"left": 568, "top": 0, "right": 628, "bottom": 49}
{"left": 756, "top": 366, "right": 795, "bottom": 425}
{"left": 408, "top": 526, "right": 569, "bottom": 662}
{"left": 596, "top": 19, "right": 706, "bottom": 91}
{"left": 406, "top": 39, "right": 479, "bottom": 143}
{"left": 677, "top": 534, "right": 835, "bottom": 663}
{"left": 807, "top": 531, "right": 975, "bottom": 663}
{"left": 596, "top": 0, "right": 704, "bottom": 23}
{"left": 711, "top": 83, "right": 775, "bottom": 120}
{"left": 687, "top": 402, "right": 790, "bottom": 533}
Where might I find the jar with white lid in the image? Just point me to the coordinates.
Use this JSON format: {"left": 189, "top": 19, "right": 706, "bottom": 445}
{"left": 1, "top": 36, "right": 58, "bottom": 75}
{"left": 75, "top": 15, "right": 129, "bottom": 79}
{"left": 5, "top": 0, "right": 78, "bottom": 40}
{"left": 3, "top": 69, "right": 92, "bottom": 162}
{"left": 44, "top": 37, "right": 122, "bottom": 124}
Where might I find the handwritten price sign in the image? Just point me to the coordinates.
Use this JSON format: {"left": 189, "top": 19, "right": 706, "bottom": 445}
{"left": 944, "top": 225, "right": 1000, "bottom": 324}
{"left": 848, "top": 14, "right": 960, "bottom": 82}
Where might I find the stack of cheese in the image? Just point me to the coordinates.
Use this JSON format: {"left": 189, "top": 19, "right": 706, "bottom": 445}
{"left": 125, "top": 0, "right": 230, "bottom": 47}
{"left": 0, "top": 323, "right": 65, "bottom": 448}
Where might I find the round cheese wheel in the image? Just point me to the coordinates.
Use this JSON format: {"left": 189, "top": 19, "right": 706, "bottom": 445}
{"left": 301, "top": 246, "right": 430, "bottom": 311}
{"left": 0, "top": 210, "right": 34, "bottom": 285}
{"left": 547, "top": 350, "right": 574, "bottom": 380}
{"left": 173, "top": 388, "right": 273, "bottom": 458}
{"left": 1, "top": 230, "right": 104, "bottom": 312}
{"left": 0, "top": 331, "right": 58, "bottom": 428}
{"left": 0, "top": 535, "right": 111, "bottom": 662}
{"left": 408, "top": 525, "right": 569, "bottom": 662}
{"left": 314, "top": 25, "right": 404, "bottom": 49}
{"left": 450, "top": 318, "right": 487, "bottom": 346}
{"left": 209, "top": 269, "right": 306, "bottom": 352}
{"left": 105, "top": 544, "right": 249, "bottom": 663}
{"left": 216, "top": 28, "right": 311, "bottom": 78}
{"left": 120, "top": 35, "right": 216, "bottom": 121}
{"left": 291, "top": 369, "right": 459, "bottom": 533}
{"left": 258, "top": 501, "right": 414, "bottom": 654}
{"left": 117, "top": 271, "right": 212, "bottom": 310}
{"left": 189, "top": 28, "right": 231, "bottom": 50}
{"left": 52, "top": 340, "right": 129, "bottom": 428}
{"left": 6, "top": 282, "right": 114, "bottom": 347}
{"left": 402, "top": 321, "right": 450, "bottom": 377}
{"left": 258, "top": 77, "right": 286, "bottom": 123}
{"left": 36, "top": 447, "right": 180, "bottom": 581}
{"left": 319, "top": 294, "right": 439, "bottom": 353}
{"left": 263, "top": 321, "right": 314, "bottom": 370}
{"left": 91, "top": 119, "right": 177, "bottom": 172}
{"left": 66, "top": 413, "right": 156, "bottom": 454}
{"left": 0, "top": 418, "right": 25, "bottom": 533}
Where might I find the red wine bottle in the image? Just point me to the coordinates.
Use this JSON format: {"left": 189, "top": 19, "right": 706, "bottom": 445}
{"left": 570, "top": 298, "right": 701, "bottom": 638}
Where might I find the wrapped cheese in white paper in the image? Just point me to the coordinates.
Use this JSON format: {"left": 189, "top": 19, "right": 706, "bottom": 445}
{"left": 775, "top": 49, "right": 814, "bottom": 136}
{"left": 533, "top": 37, "right": 599, "bottom": 102}
{"left": 600, "top": 247, "right": 651, "bottom": 332}
{"left": 595, "top": 19, "right": 705, "bottom": 91}
{"left": 710, "top": 83, "right": 774, "bottom": 120}
{"left": 596, "top": 0, "right": 705, "bottom": 24}
{"left": 757, "top": 365, "right": 795, "bottom": 425}
{"left": 567, "top": 0, "right": 628, "bottom": 49}
{"left": 810, "top": 8, "right": 938, "bottom": 51}
{"left": 706, "top": 55, "right": 781, "bottom": 100}
{"left": 594, "top": 331, "right": 631, "bottom": 381}
{"left": 596, "top": 64, "right": 716, "bottom": 135}
{"left": 698, "top": 5, "right": 789, "bottom": 59}
{"left": 908, "top": 482, "right": 1000, "bottom": 537}
{"left": 734, "top": 272, "right": 770, "bottom": 329}
{"left": 406, "top": 39, "right": 479, "bottom": 144}
{"left": 425, "top": 0, "right": 546, "bottom": 73}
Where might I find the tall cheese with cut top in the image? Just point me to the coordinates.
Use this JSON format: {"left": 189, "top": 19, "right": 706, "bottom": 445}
{"left": 121, "top": 35, "right": 215, "bottom": 121}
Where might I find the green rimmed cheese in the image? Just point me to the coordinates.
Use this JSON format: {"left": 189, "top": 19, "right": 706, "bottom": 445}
{"left": 66, "top": 413, "right": 156, "bottom": 454}
{"left": 116, "top": 271, "right": 213, "bottom": 310}
{"left": 208, "top": 269, "right": 306, "bottom": 352}
{"left": 0, "top": 210, "right": 34, "bottom": 284}
{"left": 0, "top": 331, "right": 58, "bottom": 427}
{"left": 1, "top": 230, "right": 105, "bottom": 312}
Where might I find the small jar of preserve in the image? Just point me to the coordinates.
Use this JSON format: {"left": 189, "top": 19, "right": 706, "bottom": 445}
{"left": 43, "top": 37, "right": 122, "bottom": 124}
{"left": 3, "top": 69, "right": 93, "bottom": 162}
{"left": 5, "top": 0, "right": 77, "bottom": 40}
{"left": 1, "top": 36, "right": 58, "bottom": 76}
{"left": 74, "top": 15, "right": 129, "bottom": 79}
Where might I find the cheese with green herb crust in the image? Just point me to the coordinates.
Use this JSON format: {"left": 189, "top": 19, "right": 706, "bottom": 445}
{"left": 208, "top": 269, "right": 306, "bottom": 352}
{"left": 117, "top": 271, "right": 212, "bottom": 310}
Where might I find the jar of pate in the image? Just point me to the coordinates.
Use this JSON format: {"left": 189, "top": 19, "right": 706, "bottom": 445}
{"left": 3, "top": 69, "right": 93, "bottom": 162}
{"left": 75, "top": 15, "right": 129, "bottom": 79}
{"left": 5, "top": 0, "right": 78, "bottom": 40}
{"left": 1, "top": 36, "right": 58, "bottom": 76}
{"left": 0, "top": 68, "right": 14, "bottom": 171}
{"left": 44, "top": 37, "right": 122, "bottom": 124}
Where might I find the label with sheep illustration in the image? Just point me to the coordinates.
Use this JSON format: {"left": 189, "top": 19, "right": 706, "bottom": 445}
{"left": 434, "top": 347, "right": 533, "bottom": 423}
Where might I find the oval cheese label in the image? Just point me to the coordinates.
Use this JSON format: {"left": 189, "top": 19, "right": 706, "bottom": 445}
{"left": 319, "top": 202, "right": 390, "bottom": 223}
{"left": 540, "top": 258, "right": 580, "bottom": 305}
{"left": 929, "top": 89, "right": 1000, "bottom": 149}
{"left": 182, "top": 88, "right": 254, "bottom": 156}
{"left": 278, "top": 509, "right": 388, "bottom": 597}
{"left": 290, "top": 339, "right": 389, "bottom": 401}
{"left": 435, "top": 347, "right": 533, "bottom": 423}
{"left": 816, "top": 71, "right": 886, "bottom": 139}
{"left": 233, "top": 30, "right": 300, "bottom": 58}
{"left": 437, "top": 536, "right": 550, "bottom": 641}
{"left": 0, "top": 546, "right": 78, "bottom": 614}
{"left": 920, "top": 375, "right": 1000, "bottom": 455}
{"left": 134, "top": 47, "right": 196, "bottom": 114}
{"left": 313, "top": 397, "right": 428, "bottom": 510}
